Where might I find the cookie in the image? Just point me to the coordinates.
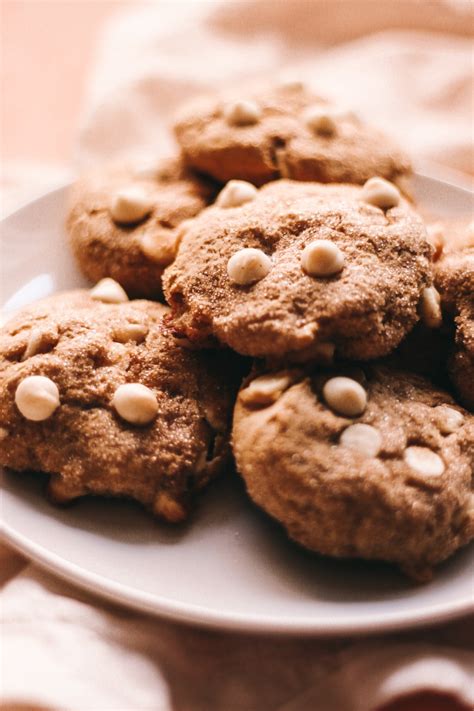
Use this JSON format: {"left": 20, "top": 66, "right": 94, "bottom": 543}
{"left": 389, "top": 220, "right": 473, "bottom": 390}
{"left": 0, "top": 287, "right": 242, "bottom": 522}
{"left": 174, "top": 84, "right": 412, "bottom": 187}
{"left": 232, "top": 364, "right": 474, "bottom": 580}
{"left": 435, "top": 247, "right": 474, "bottom": 410}
{"left": 67, "top": 157, "right": 216, "bottom": 299}
{"left": 163, "top": 179, "right": 433, "bottom": 362}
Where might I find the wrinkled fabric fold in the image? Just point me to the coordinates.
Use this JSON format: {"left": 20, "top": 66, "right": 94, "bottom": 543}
{"left": 2, "top": 563, "right": 473, "bottom": 711}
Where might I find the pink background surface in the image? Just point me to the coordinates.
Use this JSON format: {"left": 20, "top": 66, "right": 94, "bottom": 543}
{"left": 2, "top": 0, "right": 130, "bottom": 164}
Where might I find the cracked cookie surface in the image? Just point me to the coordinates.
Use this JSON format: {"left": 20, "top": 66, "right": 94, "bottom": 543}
{"left": 232, "top": 364, "right": 474, "bottom": 580}
{"left": 163, "top": 180, "right": 433, "bottom": 362}
{"left": 174, "top": 84, "right": 412, "bottom": 187}
{"left": 67, "top": 157, "right": 215, "bottom": 299}
{"left": 0, "top": 290, "right": 241, "bottom": 521}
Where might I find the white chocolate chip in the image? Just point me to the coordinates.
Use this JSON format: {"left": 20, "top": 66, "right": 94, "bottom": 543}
{"left": 153, "top": 491, "right": 187, "bottom": 523}
{"left": 404, "top": 446, "right": 445, "bottom": 477}
{"left": 305, "top": 106, "right": 337, "bottom": 136}
{"left": 110, "top": 186, "right": 154, "bottom": 224}
{"left": 227, "top": 248, "right": 272, "bottom": 285}
{"left": 426, "top": 223, "right": 445, "bottom": 260}
{"left": 301, "top": 240, "right": 344, "bottom": 277}
{"left": 22, "top": 328, "right": 47, "bottom": 360}
{"left": 113, "top": 323, "right": 148, "bottom": 344}
{"left": 296, "top": 321, "right": 319, "bottom": 341}
{"left": 340, "top": 423, "right": 382, "bottom": 457}
{"left": 140, "top": 230, "right": 177, "bottom": 265}
{"left": 361, "top": 177, "right": 400, "bottom": 210}
{"left": 90, "top": 278, "right": 129, "bottom": 304}
{"left": 241, "top": 372, "right": 295, "bottom": 406}
{"left": 108, "top": 342, "right": 127, "bottom": 362}
{"left": 0, "top": 427, "right": 9, "bottom": 440}
{"left": 323, "top": 377, "right": 367, "bottom": 417}
{"left": 112, "top": 383, "right": 158, "bottom": 425}
{"left": 224, "top": 100, "right": 261, "bottom": 126}
{"left": 216, "top": 180, "right": 258, "bottom": 208}
{"left": 436, "top": 406, "right": 464, "bottom": 434}
{"left": 418, "top": 286, "right": 442, "bottom": 328}
{"left": 15, "top": 375, "right": 60, "bottom": 421}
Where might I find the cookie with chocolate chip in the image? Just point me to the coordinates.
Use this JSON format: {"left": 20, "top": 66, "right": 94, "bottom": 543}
{"left": 384, "top": 220, "right": 473, "bottom": 390}
{"left": 163, "top": 179, "right": 433, "bottom": 363}
{"left": 67, "top": 157, "right": 216, "bottom": 299}
{"left": 232, "top": 364, "right": 474, "bottom": 580}
{"left": 174, "top": 84, "right": 412, "bottom": 187}
{"left": 0, "top": 288, "right": 241, "bottom": 521}
{"left": 435, "top": 246, "right": 474, "bottom": 410}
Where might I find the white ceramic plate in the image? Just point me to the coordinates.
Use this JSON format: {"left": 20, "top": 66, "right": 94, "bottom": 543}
{"left": 1, "top": 174, "right": 473, "bottom": 635}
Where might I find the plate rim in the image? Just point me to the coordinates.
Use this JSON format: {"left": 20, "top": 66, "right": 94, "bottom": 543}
{"left": 2, "top": 518, "right": 473, "bottom": 636}
{"left": 1, "top": 172, "right": 474, "bottom": 636}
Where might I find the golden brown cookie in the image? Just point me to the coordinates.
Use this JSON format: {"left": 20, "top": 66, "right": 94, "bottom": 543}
{"left": 174, "top": 84, "right": 412, "bottom": 187}
{"left": 163, "top": 179, "right": 433, "bottom": 363}
{"left": 0, "top": 289, "right": 242, "bottom": 521}
{"left": 232, "top": 364, "right": 474, "bottom": 580}
{"left": 435, "top": 247, "right": 474, "bottom": 411}
{"left": 389, "top": 219, "right": 473, "bottom": 392}
{"left": 67, "top": 157, "right": 216, "bottom": 299}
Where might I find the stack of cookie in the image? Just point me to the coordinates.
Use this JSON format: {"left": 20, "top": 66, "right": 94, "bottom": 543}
{"left": 1, "top": 83, "right": 472, "bottom": 581}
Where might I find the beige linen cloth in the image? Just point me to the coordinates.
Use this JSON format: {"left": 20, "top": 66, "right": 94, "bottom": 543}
{"left": 1, "top": 2, "right": 474, "bottom": 709}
